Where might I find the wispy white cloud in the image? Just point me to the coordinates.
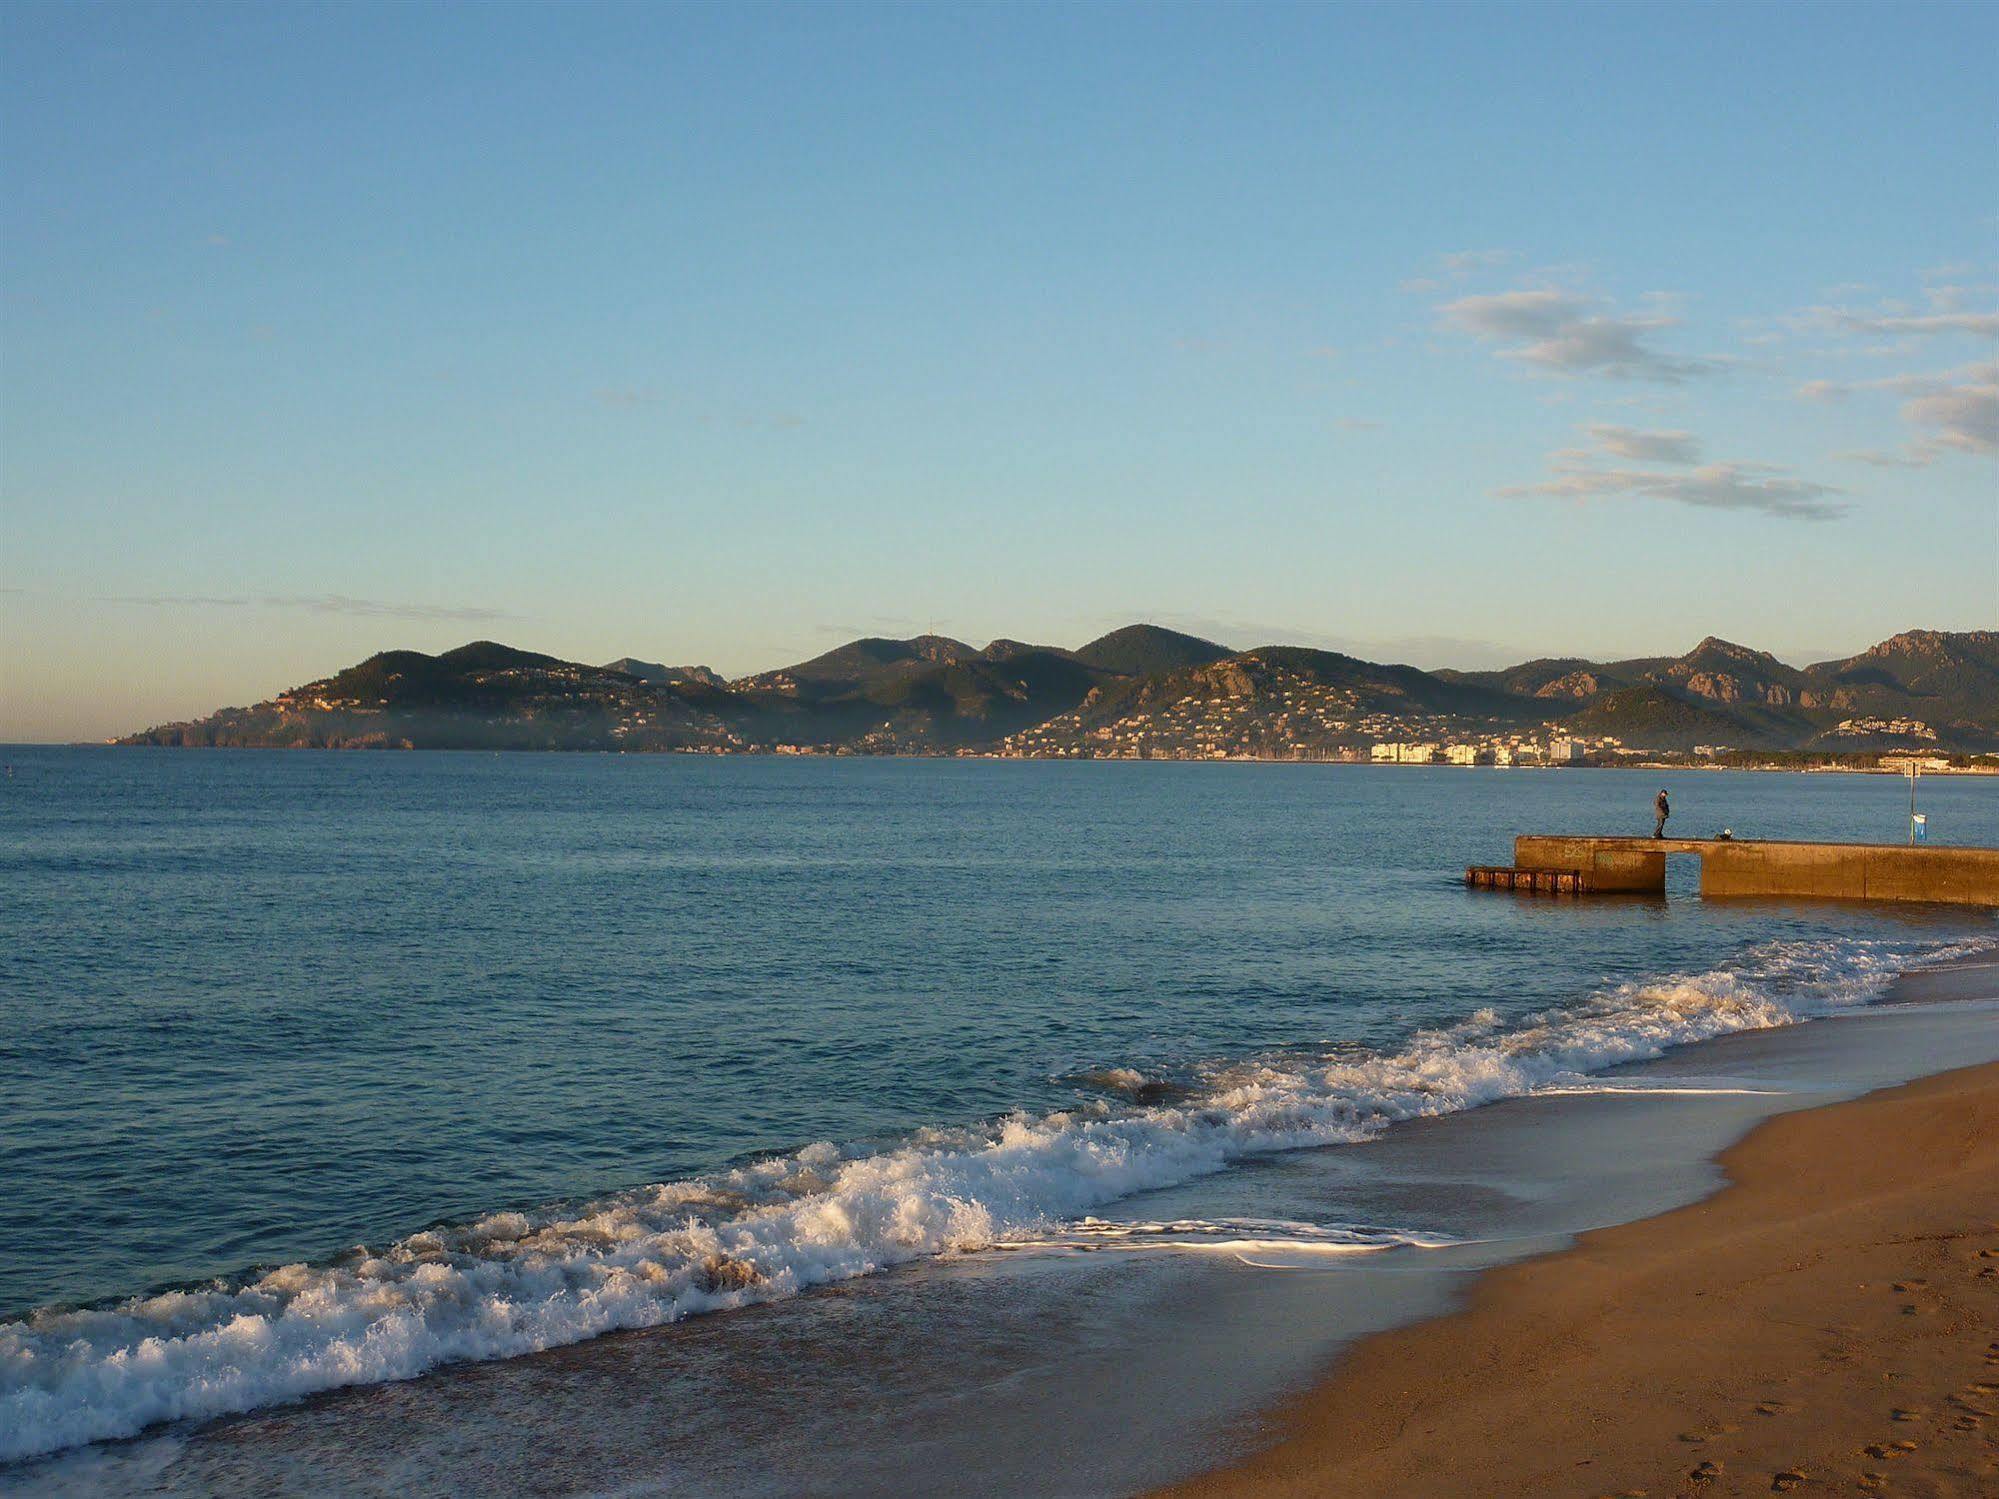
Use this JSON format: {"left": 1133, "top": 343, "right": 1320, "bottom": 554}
{"left": 1925, "top": 284, "right": 1989, "bottom": 312}
{"left": 1501, "top": 424, "right": 1843, "bottom": 521}
{"left": 1439, "top": 248, "right": 1518, "bottom": 273}
{"left": 1790, "top": 278, "right": 1999, "bottom": 340}
{"left": 1727, "top": 275, "right": 1995, "bottom": 362}
{"left": 1906, "top": 385, "right": 1999, "bottom": 454}
{"left": 1439, "top": 288, "right": 1720, "bottom": 382}
{"left": 1798, "top": 360, "right": 1998, "bottom": 457}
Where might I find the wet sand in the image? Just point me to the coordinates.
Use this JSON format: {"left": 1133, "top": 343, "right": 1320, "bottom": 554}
{"left": 1162, "top": 1055, "right": 1999, "bottom": 1499}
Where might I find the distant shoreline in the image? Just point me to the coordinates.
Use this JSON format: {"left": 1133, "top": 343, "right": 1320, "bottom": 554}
{"left": 51, "top": 741, "right": 1999, "bottom": 775}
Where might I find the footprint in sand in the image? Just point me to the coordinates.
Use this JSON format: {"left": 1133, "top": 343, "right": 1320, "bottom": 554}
{"left": 1688, "top": 1459, "right": 1722, "bottom": 1484}
{"left": 1679, "top": 1423, "right": 1742, "bottom": 1444}
{"left": 1890, "top": 1407, "right": 1924, "bottom": 1422}
{"left": 1754, "top": 1400, "right": 1792, "bottom": 1417}
{"left": 1769, "top": 1470, "right": 1806, "bottom": 1493}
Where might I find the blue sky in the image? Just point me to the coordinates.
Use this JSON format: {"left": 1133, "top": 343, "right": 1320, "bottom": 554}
{"left": 3, "top": 0, "right": 1995, "bottom": 740}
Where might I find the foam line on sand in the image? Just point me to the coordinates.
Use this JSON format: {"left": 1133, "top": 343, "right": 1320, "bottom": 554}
{"left": 1157, "top": 1058, "right": 1999, "bottom": 1499}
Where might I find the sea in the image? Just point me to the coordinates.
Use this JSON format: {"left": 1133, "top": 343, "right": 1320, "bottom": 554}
{"left": 1, "top": 749, "right": 1995, "bottom": 1495}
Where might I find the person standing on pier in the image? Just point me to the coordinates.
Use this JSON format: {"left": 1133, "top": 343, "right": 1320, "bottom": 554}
{"left": 1654, "top": 788, "right": 1671, "bottom": 839}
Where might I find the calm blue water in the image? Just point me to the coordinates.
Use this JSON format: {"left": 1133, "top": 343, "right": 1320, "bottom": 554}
{"left": 0, "top": 749, "right": 1993, "bottom": 1463}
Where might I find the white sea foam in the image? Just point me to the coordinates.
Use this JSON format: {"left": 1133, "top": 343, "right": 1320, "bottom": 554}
{"left": 992, "top": 1215, "right": 1464, "bottom": 1260}
{"left": 1528, "top": 1080, "right": 1791, "bottom": 1097}
{"left": 0, "top": 934, "right": 1976, "bottom": 1463}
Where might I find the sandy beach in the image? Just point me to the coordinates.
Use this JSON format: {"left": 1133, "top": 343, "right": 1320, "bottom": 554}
{"left": 1163, "top": 1050, "right": 1999, "bottom": 1499}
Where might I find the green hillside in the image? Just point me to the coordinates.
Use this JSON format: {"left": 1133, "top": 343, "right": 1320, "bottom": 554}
{"left": 1072, "top": 624, "right": 1232, "bottom": 677}
{"left": 118, "top": 626, "right": 1999, "bottom": 756}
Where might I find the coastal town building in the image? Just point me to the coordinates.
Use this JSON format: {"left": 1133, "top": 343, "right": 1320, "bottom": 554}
{"left": 1879, "top": 752, "right": 1953, "bottom": 773}
{"left": 1370, "top": 741, "right": 1441, "bottom": 764}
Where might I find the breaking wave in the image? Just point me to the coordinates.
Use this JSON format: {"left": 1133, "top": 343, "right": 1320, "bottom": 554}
{"left": 0, "top": 934, "right": 1980, "bottom": 1463}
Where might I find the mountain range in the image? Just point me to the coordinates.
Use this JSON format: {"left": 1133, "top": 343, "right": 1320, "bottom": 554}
{"left": 119, "top": 625, "right": 1999, "bottom": 757}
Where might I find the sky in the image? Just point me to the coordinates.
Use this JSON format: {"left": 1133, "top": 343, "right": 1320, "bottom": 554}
{"left": 2, "top": 0, "right": 1995, "bottom": 742}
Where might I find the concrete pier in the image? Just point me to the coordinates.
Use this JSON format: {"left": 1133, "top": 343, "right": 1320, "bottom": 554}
{"left": 1510, "top": 835, "right": 1999, "bottom": 906}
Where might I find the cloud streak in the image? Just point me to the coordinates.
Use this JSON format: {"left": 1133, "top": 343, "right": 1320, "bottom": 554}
{"left": 1500, "top": 461, "right": 1846, "bottom": 521}
{"left": 1400, "top": 248, "right": 1519, "bottom": 294}
{"left": 1831, "top": 309, "right": 1999, "bottom": 337}
{"left": 104, "top": 593, "right": 523, "bottom": 622}
{"left": 1584, "top": 424, "right": 1701, "bottom": 463}
{"left": 1834, "top": 448, "right": 1932, "bottom": 469}
{"left": 1116, "top": 612, "right": 1524, "bottom": 671}
{"left": 1440, "top": 288, "right": 1719, "bottom": 382}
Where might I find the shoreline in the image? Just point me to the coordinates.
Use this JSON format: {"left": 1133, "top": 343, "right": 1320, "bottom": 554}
{"left": 9, "top": 952, "right": 1997, "bottom": 1493}
{"left": 1160, "top": 1046, "right": 1999, "bottom": 1497}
